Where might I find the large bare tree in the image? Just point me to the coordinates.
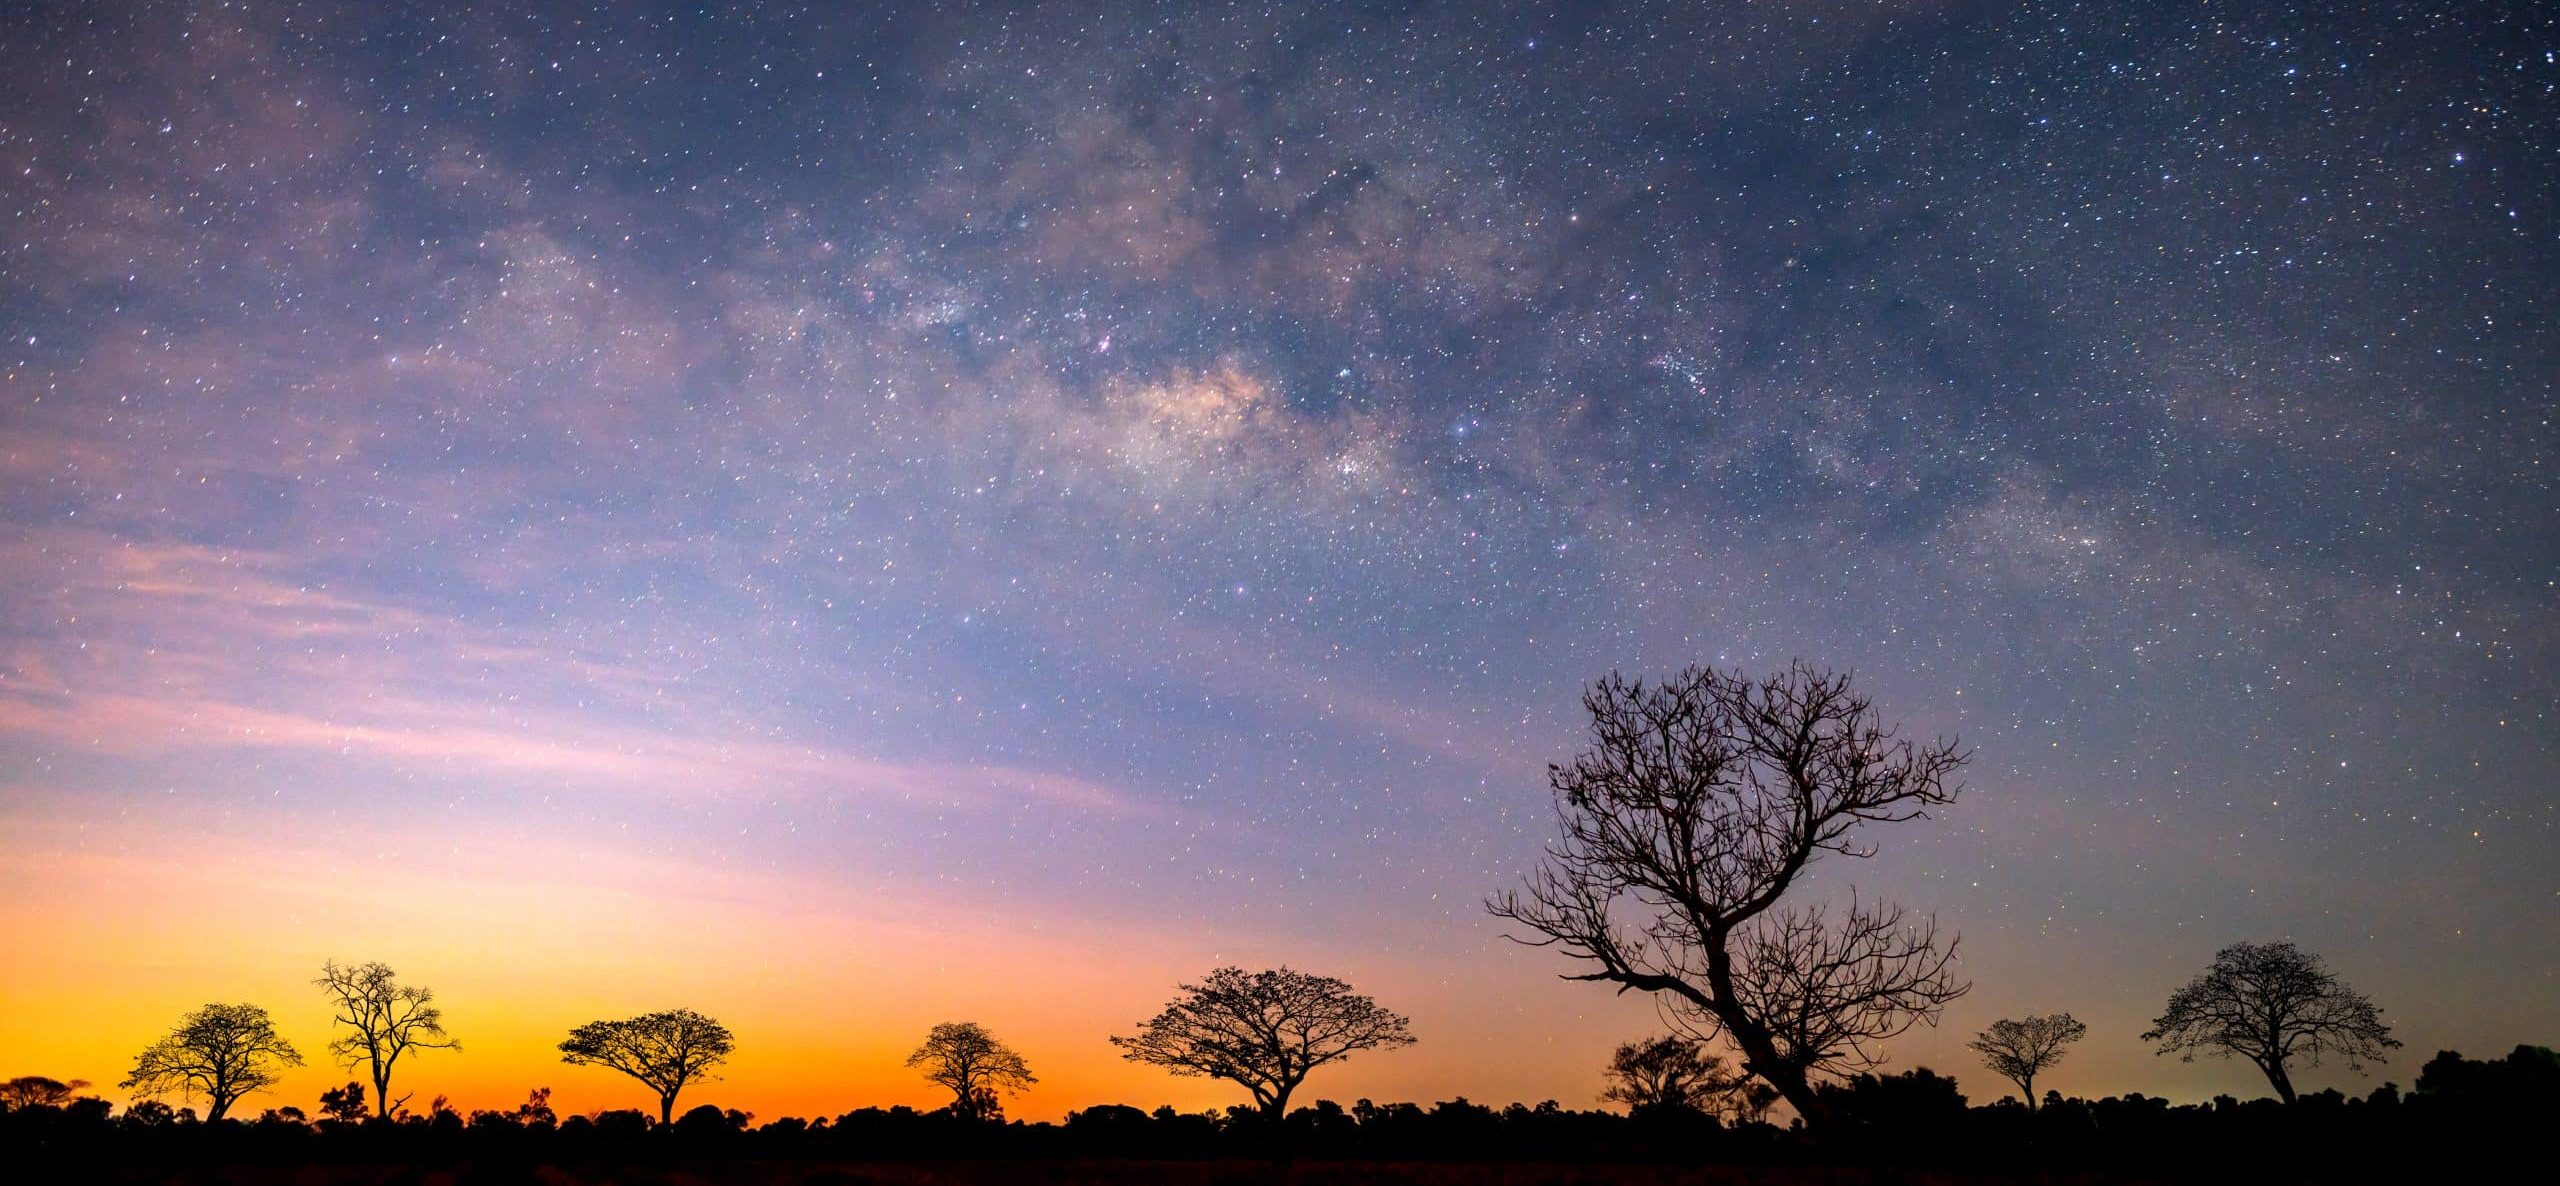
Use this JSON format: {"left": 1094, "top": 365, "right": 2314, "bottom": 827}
{"left": 120, "top": 1002, "right": 303, "bottom": 1122}
{"left": 908, "top": 1021, "right": 1036, "bottom": 1121}
{"left": 558, "top": 1009, "right": 734, "bottom": 1125}
{"left": 315, "top": 960, "right": 456, "bottom": 1119}
{"left": 1489, "top": 664, "right": 1969, "bottom": 1131}
{"left": 1112, "top": 966, "right": 1414, "bottom": 1130}
{"left": 2142, "top": 940, "right": 2399, "bottom": 1103}
{"left": 1967, "top": 1013, "right": 2087, "bottom": 1108}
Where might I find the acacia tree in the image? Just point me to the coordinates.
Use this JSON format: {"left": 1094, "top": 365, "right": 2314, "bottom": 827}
{"left": 120, "top": 1003, "right": 303, "bottom": 1122}
{"left": 1112, "top": 966, "right": 1415, "bottom": 1130}
{"left": 315, "top": 960, "right": 456, "bottom": 1119}
{"left": 2142, "top": 940, "right": 2399, "bottom": 1104}
{"left": 907, "top": 1021, "right": 1036, "bottom": 1121}
{"left": 558, "top": 1009, "right": 734, "bottom": 1125}
{"left": 1489, "top": 664, "right": 1970, "bottom": 1132}
{"left": 1967, "top": 1013, "right": 2087, "bottom": 1108}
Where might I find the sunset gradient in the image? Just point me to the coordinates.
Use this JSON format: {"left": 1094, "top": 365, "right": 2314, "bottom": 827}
{"left": 4, "top": 1, "right": 2554, "bottom": 1124}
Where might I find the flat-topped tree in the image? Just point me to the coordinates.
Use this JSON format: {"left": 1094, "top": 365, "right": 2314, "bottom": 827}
{"left": 315, "top": 960, "right": 457, "bottom": 1119}
{"left": 1968, "top": 1013, "right": 2087, "bottom": 1109}
{"left": 559, "top": 1009, "right": 734, "bottom": 1125}
{"left": 1490, "top": 664, "right": 1970, "bottom": 1132}
{"left": 121, "top": 1003, "right": 303, "bottom": 1122}
{"left": 2143, "top": 940, "right": 2399, "bottom": 1104}
{"left": 1112, "top": 966, "right": 1414, "bottom": 1133}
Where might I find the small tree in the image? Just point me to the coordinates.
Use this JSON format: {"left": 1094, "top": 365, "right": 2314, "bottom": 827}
{"left": 907, "top": 1021, "right": 1036, "bottom": 1121}
{"left": 1603, "top": 1035, "right": 1730, "bottom": 1115}
{"left": 121, "top": 1003, "right": 303, "bottom": 1121}
{"left": 1966, "top": 1013, "right": 2087, "bottom": 1109}
{"left": 1112, "top": 966, "right": 1414, "bottom": 1131}
{"left": 317, "top": 1081, "right": 370, "bottom": 1123}
{"left": 315, "top": 960, "right": 457, "bottom": 1119}
{"left": 558, "top": 1009, "right": 734, "bottom": 1125}
{"left": 2142, "top": 940, "right": 2399, "bottom": 1103}
{"left": 1490, "top": 664, "right": 1969, "bottom": 1131}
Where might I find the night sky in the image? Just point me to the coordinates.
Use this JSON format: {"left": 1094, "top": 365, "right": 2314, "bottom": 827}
{"left": 2, "top": 2, "right": 2553, "bottom": 1121}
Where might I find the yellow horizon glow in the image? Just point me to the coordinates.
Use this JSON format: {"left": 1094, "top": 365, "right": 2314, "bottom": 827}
{"left": 0, "top": 807, "right": 1659, "bottom": 1123}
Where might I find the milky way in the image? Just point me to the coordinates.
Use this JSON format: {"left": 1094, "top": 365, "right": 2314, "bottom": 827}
{"left": 1, "top": 2, "right": 2552, "bottom": 1116}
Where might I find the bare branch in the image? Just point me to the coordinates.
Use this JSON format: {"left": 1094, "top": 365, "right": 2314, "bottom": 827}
{"left": 1486, "top": 663, "right": 1969, "bottom": 1132}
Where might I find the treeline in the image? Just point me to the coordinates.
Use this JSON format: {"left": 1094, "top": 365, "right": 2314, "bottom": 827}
{"left": 2, "top": 1045, "right": 2553, "bottom": 1177}
{"left": 11, "top": 665, "right": 2549, "bottom": 1179}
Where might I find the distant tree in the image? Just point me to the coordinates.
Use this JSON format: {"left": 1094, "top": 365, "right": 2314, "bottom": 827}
{"left": 314, "top": 960, "right": 456, "bottom": 1119}
{"left": 1112, "top": 966, "right": 1415, "bottom": 1131}
{"left": 0, "top": 1076, "right": 90, "bottom": 1108}
{"left": 1967, "top": 1013, "right": 2087, "bottom": 1109}
{"left": 1602, "top": 1035, "right": 1732, "bottom": 1115}
{"left": 514, "top": 1086, "right": 558, "bottom": 1127}
{"left": 558, "top": 1009, "right": 734, "bottom": 1125}
{"left": 317, "top": 1081, "right": 370, "bottom": 1123}
{"left": 2142, "top": 940, "right": 2399, "bottom": 1103}
{"left": 120, "top": 1003, "right": 303, "bottom": 1122}
{"left": 1489, "top": 664, "right": 1970, "bottom": 1131}
{"left": 906, "top": 1022, "right": 1036, "bottom": 1121}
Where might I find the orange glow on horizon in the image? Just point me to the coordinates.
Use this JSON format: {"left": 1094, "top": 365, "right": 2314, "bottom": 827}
{"left": 0, "top": 805, "right": 1664, "bottom": 1123}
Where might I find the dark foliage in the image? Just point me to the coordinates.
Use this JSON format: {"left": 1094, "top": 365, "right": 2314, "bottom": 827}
{"left": 5, "top": 1048, "right": 2555, "bottom": 1182}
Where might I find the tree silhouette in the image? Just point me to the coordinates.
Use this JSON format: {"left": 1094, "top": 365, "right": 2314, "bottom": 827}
{"left": 0, "top": 1076, "right": 90, "bottom": 1108}
{"left": 1112, "top": 966, "right": 1415, "bottom": 1132}
{"left": 317, "top": 1081, "right": 370, "bottom": 1124}
{"left": 1966, "top": 1013, "right": 2086, "bottom": 1109}
{"left": 1489, "top": 664, "right": 1970, "bottom": 1132}
{"left": 315, "top": 960, "right": 456, "bottom": 1119}
{"left": 1601, "top": 1034, "right": 1775, "bottom": 1121}
{"left": 2142, "top": 940, "right": 2399, "bottom": 1103}
{"left": 558, "top": 1009, "right": 735, "bottom": 1125}
{"left": 907, "top": 1021, "right": 1036, "bottom": 1121}
{"left": 119, "top": 1003, "right": 303, "bottom": 1122}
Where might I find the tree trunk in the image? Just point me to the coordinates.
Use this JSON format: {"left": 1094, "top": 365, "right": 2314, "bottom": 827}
{"left": 2022, "top": 1073, "right": 2037, "bottom": 1111}
{"left": 2264, "top": 1060, "right": 2297, "bottom": 1105}
{"left": 1702, "top": 927, "right": 1833, "bottom": 1133}
{"left": 1745, "top": 1052, "right": 1828, "bottom": 1132}
{"left": 1264, "top": 1086, "right": 1296, "bottom": 1167}
{"left": 660, "top": 1092, "right": 677, "bottom": 1126}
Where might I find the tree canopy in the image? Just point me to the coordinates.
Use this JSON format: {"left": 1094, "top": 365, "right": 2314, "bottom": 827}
{"left": 119, "top": 1003, "right": 303, "bottom": 1122}
{"left": 1966, "top": 1013, "right": 2087, "bottom": 1109}
{"left": 558, "top": 1009, "right": 735, "bottom": 1125}
{"left": 2142, "top": 940, "right": 2398, "bottom": 1103}
{"left": 906, "top": 1021, "right": 1036, "bottom": 1122}
{"left": 1112, "top": 966, "right": 1415, "bottom": 1127}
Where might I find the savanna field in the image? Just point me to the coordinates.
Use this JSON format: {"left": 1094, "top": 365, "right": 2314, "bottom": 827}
{"left": 4, "top": 3, "right": 2554, "bottom": 1186}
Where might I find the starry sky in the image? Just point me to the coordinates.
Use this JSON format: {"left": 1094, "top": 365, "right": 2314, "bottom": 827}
{"left": 1, "top": 1, "right": 2553, "bottom": 1123}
